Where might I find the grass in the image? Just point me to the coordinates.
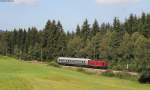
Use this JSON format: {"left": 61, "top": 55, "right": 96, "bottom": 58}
{"left": 0, "top": 56, "right": 150, "bottom": 90}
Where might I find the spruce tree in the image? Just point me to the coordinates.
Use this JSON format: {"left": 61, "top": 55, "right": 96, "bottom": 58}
{"left": 91, "top": 19, "right": 99, "bottom": 37}
{"left": 81, "top": 19, "right": 91, "bottom": 41}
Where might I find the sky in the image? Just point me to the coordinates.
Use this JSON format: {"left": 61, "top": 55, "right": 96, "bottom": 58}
{"left": 0, "top": 0, "right": 150, "bottom": 31}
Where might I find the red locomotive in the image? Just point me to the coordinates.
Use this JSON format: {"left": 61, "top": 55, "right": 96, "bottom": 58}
{"left": 88, "top": 60, "right": 108, "bottom": 68}
{"left": 57, "top": 57, "right": 108, "bottom": 69}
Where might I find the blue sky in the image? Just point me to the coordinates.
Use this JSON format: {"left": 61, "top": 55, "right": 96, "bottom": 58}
{"left": 0, "top": 0, "right": 150, "bottom": 31}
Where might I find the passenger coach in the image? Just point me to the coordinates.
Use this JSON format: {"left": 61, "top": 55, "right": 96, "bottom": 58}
{"left": 57, "top": 57, "right": 108, "bottom": 69}
{"left": 57, "top": 57, "right": 90, "bottom": 66}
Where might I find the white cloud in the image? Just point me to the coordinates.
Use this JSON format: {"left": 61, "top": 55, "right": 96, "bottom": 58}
{"left": 14, "top": 0, "right": 38, "bottom": 5}
{"left": 96, "top": 0, "right": 140, "bottom": 4}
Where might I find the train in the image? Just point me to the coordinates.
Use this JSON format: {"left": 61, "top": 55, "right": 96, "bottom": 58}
{"left": 57, "top": 57, "right": 108, "bottom": 69}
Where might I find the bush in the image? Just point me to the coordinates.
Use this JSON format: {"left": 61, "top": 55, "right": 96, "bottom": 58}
{"left": 49, "top": 61, "right": 61, "bottom": 68}
{"left": 102, "top": 71, "right": 138, "bottom": 81}
{"left": 102, "top": 71, "right": 115, "bottom": 77}
{"left": 138, "top": 71, "right": 150, "bottom": 84}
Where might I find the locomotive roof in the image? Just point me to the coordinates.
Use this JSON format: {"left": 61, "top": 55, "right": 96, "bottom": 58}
{"left": 58, "top": 57, "right": 91, "bottom": 61}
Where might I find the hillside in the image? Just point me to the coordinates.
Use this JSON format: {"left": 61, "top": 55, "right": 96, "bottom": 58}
{"left": 0, "top": 56, "right": 150, "bottom": 90}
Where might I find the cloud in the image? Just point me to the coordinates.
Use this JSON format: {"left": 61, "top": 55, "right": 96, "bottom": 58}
{"left": 96, "top": 0, "right": 140, "bottom": 4}
{"left": 14, "top": 0, "right": 38, "bottom": 5}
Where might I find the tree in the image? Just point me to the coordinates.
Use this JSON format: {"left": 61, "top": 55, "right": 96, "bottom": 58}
{"left": 139, "top": 13, "right": 150, "bottom": 38}
{"left": 67, "top": 36, "right": 84, "bottom": 57}
{"left": 91, "top": 19, "right": 99, "bottom": 37}
{"left": 44, "top": 20, "right": 57, "bottom": 59}
{"left": 85, "top": 33, "right": 102, "bottom": 59}
{"left": 133, "top": 33, "right": 150, "bottom": 71}
{"left": 76, "top": 24, "right": 81, "bottom": 36}
{"left": 113, "top": 17, "right": 121, "bottom": 32}
{"left": 2, "top": 31, "right": 11, "bottom": 56}
{"left": 56, "top": 21, "right": 67, "bottom": 57}
{"left": 12, "top": 29, "right": 18, "bottom": 55}
{"left": 99, "top": 31, "right": 112, "bottom": 59}
{"left": 0, "top": 32, "right": 5, "bottom": 54}
{"left": 124, "top": 14, "right": 138, "bottom": 34}
{"left": 81, "top": 19, "right": 91, "bottom": 41}
{"left": 117, "top": 32, "right": 135, "bottom": 70}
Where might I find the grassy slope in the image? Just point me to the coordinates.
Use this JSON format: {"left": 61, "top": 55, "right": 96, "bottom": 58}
{"left": 0, "top": 56, "right": 149, "bottom": 90}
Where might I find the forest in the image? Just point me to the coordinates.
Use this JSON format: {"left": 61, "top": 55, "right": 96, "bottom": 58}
{"left": 0, "top": 13, "right": 150, "bottom": 72}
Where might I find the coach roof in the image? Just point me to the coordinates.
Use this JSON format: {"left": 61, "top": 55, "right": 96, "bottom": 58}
{"left": 58, "top": 57, "right": 91, "bottom": 61}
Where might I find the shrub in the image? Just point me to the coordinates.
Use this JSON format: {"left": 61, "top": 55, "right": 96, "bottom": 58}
{"left": 102, "top": 71, "right": 138, "bottom": 81}
{"left": 49, "top": 61, "right": 61, "bottom": 68}
{"left": 102, "top": 71, "right": 115, "bottom": 77}
{"left": 138, "top": 71, "right": 150, "bottom": 84}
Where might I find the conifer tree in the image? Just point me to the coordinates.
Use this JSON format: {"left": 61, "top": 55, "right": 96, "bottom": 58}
{"left": 91, "top": 19, "right": 99, "bottom": 37}
{"left": 76, "top": 24, "right": 81, "bottom": 36}
{"left": 81, "top": 19, "right": 91, "bottom": 41}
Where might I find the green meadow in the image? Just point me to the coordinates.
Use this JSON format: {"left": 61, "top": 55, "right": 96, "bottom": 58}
{"left": 0, "top": 56, "right": 149, "bottom": 90}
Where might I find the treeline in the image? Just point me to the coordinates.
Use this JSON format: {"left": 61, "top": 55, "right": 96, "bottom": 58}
{"left": 0, "top": 13, "right": 150, "bottom": 72}
{"left": 0, "top": 21, "right": 66, "bottom": 60}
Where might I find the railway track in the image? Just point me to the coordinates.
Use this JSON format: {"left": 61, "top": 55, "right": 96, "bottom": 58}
{"left": 62, "top": 66, "right": 139, "bottom": 76}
